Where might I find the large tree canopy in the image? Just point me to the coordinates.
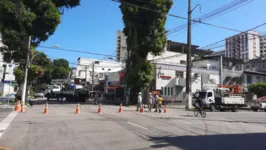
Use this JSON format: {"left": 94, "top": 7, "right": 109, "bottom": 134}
{"left": 248, "top": 82, "right": 266, "bottom": 97}
{"left": 119, "top": 0, "right": 173, "bottom": 102}
{"left": 0, "top": 0, "right": 80, "bottom": 62}
{"left": 52, "top": 58, "right": 70, "bottom": 79}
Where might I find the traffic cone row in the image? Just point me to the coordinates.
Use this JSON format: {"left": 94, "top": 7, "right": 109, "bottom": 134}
{"left": 14, "top": 102, "right": 167, "bottom": 114}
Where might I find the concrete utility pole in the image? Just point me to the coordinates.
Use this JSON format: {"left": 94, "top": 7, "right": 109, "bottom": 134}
{"left": 219, "top": 55, "right": 223, "bottom": 85}
{"left": 21, "top": 36, "right": 31, "bottom": 104}
{"left": 186, "top": 0, "right": 201, "bottom": 109}
{"left": 186, "top": 0, "right": 192, "bottom": 109}
{"left": 91, "top": 61, "right": 95, "bottom": 92}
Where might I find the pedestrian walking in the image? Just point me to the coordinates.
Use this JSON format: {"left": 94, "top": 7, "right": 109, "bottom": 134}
{"left": 154, "top": 93, "right": 159, "bottom": 112}
{"left": 136, "top": 92, "right": 142, "bottom": 111}
{"left": 157, "top": 95, "right": 163, "bottom": 113}
{"left": 148, "top": 92, "right": 153, "bottom": 111}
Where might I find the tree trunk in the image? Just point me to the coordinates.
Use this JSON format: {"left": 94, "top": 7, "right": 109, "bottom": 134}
{"left": 129, "top": 87, "right": 140, "bottom": 105}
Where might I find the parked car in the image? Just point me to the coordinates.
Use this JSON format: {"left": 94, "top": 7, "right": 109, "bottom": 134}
{"left": 6, "top": 93, "right": 16, "bottom": 97}
{"left": 34, "top": 92, "right": 44, "bottom": 98}
{"left": 251, "top": 96, "right": 266, "bottom": 111}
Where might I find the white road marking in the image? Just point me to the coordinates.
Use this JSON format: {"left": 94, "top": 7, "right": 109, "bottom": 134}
{"left": 127, "top": 121, "right": 148, "bottom": 130}
{"left": 0, "top": 111, "right": 18, "bottom": 138}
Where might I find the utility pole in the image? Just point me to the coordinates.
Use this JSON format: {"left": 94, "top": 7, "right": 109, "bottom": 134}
{"left": 219, "top": 55, "right": 223, "bottom": 85}
{"left": 186, "top": 0, "right": 192, "bottom": 109}
{"left": 185, "top": 0, "right": 201, "bottom": 109}
{"left": 21, "top": 36, "right": 31, "bottom": 104}
{"left": 91, "top": 61, "right": 95, "bottom": 92}
{"left": 85, "top": 65, "right": 88, "bottom": 87}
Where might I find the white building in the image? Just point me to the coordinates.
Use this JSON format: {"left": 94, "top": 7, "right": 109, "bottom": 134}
{"left": 145, "top": 49, "right": 222, "bottom": 102}
{"left": 76, "top": 58, "right": 124, "bottom": 87}
{"left": 226, "top": 31, "right": 260, "bottom": 60}
{"left": 0, "top": 35, "right": 17, "bottom": 96}
{"left": 260, "top": 35, "right": 266, "bottom": 56}
{"left": 116, "top": 30, "right": 127, "bottom": 62}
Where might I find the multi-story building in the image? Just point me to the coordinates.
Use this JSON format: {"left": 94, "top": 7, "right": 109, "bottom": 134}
{"left": 0, "top": 35, "right": 17, "bottom": 96}
{"left": 75, "top": 58, "right": 124, "bottom": 89}
{"left": 260, "top": 35, "right": 266, "bottom": 56}
{"left": 116, "top": 30, "right": 127, "bottom": 62}
{"left": 226, "top": 31, "right": 260, "bottom": 60}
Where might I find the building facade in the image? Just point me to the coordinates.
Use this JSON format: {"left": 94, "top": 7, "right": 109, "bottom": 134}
{"left": 260, "top": 35, "right": 266, "bottom": 56}
{"left": 226, "top": 31, "right": 260, "bottom": 60}
{"left": 75, "top": 58, "right": 124, "bottom": 88}
{"left": 116, "top": 30, "right": 127, "bottom": 62}
{"left": 0, "top": 35, "right": 17, "bottom": 96}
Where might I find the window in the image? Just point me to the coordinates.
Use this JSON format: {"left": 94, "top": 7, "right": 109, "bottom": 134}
{"left": 247, "top": 75, "right": 252, "bottom": 84}
{"left": 164, "top": 87, "right": 167, "bottom": 95}
{"left": 207, "top": 92, "right": 213, "bottom": 97}
{"left": 180, "top": 60, "right": 187, "bottom": 65}
{"left": 161, "top": 87, "right": 163, "bottom": 95}
{"left": 171, "top": 87, "right": 173, "bottom": 95}
{"left": 168, "top": 87, "right": 170, "bottom": 95}
{"left": 175, "top": 71, "right": 183, "bottom": 78}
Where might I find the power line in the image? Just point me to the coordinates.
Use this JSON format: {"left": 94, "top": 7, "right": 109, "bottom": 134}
{"left": 38, "top": 45, "right": 117, "bottom": 58}
{"left": 112, "top": 0, "right": 244, "bottom": 33}
{"left": 200, "top": 22, "right": 266, "bottom": 49}
{"left": 167, "top": 0, "right": 253, "bottom": 35}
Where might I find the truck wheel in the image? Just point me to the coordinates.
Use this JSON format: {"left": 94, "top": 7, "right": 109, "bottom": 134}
{"left": 232, "top": 106, "right": 239, "bottom": 112}
{"left": 252, "top": 108, "right": 258, "bottom": 111}
{"left": 210, "top": 104, "right": 215, "bottom": 112}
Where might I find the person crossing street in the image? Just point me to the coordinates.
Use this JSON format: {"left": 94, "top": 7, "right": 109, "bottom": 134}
{"left": 136, "top": 92, "right": 142, "bottom": 111}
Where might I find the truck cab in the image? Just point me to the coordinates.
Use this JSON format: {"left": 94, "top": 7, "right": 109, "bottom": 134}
{"left": 195, "top": 87, "right": 245, "bottom": 112}
{"left": 196, "top": 90, "right": 215, "bottom": 108}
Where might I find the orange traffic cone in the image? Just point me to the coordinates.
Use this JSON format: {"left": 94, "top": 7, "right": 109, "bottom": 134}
{"left": 14, "top": 101, "right": 20, "bottom": 112}
{"left": 140, "top": 104, "right": 144, "bottom": 113}
{"left": 76, "top": 103, "right": 80, "bottom": 114}
{"left": 97, "top": 103, "right": 102, "bottom": 113}
{"left": 164, "top": 105, "right": 167, "bottom": 113}
{"left": 20, "top": 102, "right": 25, "bottom": 113}
{"left": 118, "top": 103, "right": 123, "bottom": 113}
{"left": 43, "top": 103, "right": 48, "bottom": 114}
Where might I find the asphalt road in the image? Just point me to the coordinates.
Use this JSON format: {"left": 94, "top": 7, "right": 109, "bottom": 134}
{"left": 0, "top": 103, "right": 266, "bottom": 150}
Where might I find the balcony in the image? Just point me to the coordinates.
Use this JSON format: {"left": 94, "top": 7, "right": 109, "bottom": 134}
{"left": 176, "top": 77, "right": 186, "bottom": 86}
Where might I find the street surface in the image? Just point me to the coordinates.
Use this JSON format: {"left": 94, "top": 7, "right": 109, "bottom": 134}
{"left": 0, "top": 102, "right": 266, "bottom": 150}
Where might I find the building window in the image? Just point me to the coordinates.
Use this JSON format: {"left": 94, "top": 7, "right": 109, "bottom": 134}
{"left": 257, "top": 76, "right": 261, "bottom": 82}
{"left": 171, "top": 87, "right": 173, "bottom": 95}
{"left": 180, "top": 60, "right": 187, "bottom": 65}
{"left": 161, "top": 87, "right": 163, "bottom": 95}
{"left": 168, "top": 87, "right": 170, "bottom": 95}
{"left": 175, "top": 71, "right": 183, "bottom": 78}
{"left": 164, "top": 87, "right": 167, "bottom": 95}
{"left": 247, "top": 75, "right": 252, "bottom": 84}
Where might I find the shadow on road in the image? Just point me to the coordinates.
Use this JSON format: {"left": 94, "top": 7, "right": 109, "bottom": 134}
{"left": 29, "top": 99, "right": 125, "bottom": 106}
{"left": 149, "top": 133, "right": 266, "bottom": 150}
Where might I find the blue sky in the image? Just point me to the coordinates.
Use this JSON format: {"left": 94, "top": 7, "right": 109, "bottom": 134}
{"left": 38, "top": 0, "right": 266, "bottom": 66}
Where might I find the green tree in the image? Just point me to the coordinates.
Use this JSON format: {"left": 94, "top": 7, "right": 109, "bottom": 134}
{"left": 0, "top": 0, "right": 80, "bottom": 97}
{"left": 52, "top": 59, "right": 70, "bottom": 79}
{"left": 248, "top": 82, "right": 266, "bottom": 97}
{"left": 119, "top": 0, "right": 173, "bottom": 103}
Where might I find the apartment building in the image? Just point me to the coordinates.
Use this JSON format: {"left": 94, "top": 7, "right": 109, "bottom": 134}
{"left": 226, "top": 31, "right": 260, "bottom": 60}
{"left": 260, "top": 35, "right": 266, "bottom": 56}
{"left": 116, "top": 30, "right": 127, "bottom": 62}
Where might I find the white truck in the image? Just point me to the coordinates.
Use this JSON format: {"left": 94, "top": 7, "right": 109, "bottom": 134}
{"left": 194, "top": 87, "right": 245, "bottom": 112}
{"left": 44, "top": 79, "right": 86, "bottom": 102}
